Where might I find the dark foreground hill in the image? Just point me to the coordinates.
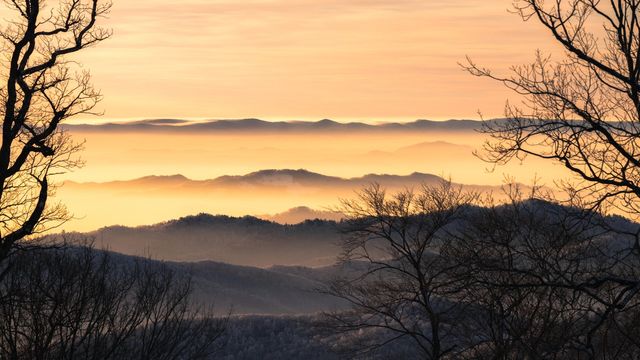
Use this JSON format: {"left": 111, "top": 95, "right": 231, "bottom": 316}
{"left": 63, "top": 197, "right": 640, "bottom": 269}
{"left": 85, "top": 214, "right": 342, "bottom": 267}
{"left": 105, "top": 251, "right": 350, "bottom": 315}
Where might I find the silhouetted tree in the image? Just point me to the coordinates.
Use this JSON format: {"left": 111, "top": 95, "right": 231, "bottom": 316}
{"left": 449, "top": 186, "right": 640, "bottom": 359}
{"left": 464, "top": 0, "right": 640, "bottom": 221}
{"left": 0, "top": 0, "right": 111, "bottom": 262}
{"left": 323, "top": 182, "right": 477, "bottom": 359}
{"left": 0, "top": 242, "right": 226, "bottom": 359}
{"left": 325, "top": 182, "right": 640, "bottom": 359}
{"left": 463, "top": 2, "right": 640, "bottom": 357}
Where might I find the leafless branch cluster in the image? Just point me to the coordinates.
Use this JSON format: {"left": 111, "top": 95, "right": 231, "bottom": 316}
{"left": 323, "top": 182, "right": 476, "bottom": 359}
{"left": 463, "top": 0, "right": 640, "bottom": 220}
{"left": 450, "top": 188, "right": 640, "bottom": 359}
{"left": 324, "top": 182, "right": 640, "bottom": 359}
{"left": 0, "top": 0, "right": 111, "bottom": 261}
{"left": 0, "top": 242, "right": 226, "bottom": 359}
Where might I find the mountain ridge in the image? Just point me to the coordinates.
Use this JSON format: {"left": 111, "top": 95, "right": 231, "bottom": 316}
{"left": 57, "top": 199, "right": 640, "bottom": 268}
{"left": 63, "top": 118, "right": 487, "bottom": 133}
{"left": 92, "top": 249, "right": 350, "bottom": 315}
{"left": 70, "top": 213, "right": 342, "bottom": 267}
{"left": 64, "top": 169, "right": 451, "bottom": 188}
{"left": 57, "top": 169, "right": 527, "bottom": 233}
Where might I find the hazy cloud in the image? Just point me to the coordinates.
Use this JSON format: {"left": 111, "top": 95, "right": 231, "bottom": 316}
{"left": 71, "top": 0, "right": 558, "bottom": 121}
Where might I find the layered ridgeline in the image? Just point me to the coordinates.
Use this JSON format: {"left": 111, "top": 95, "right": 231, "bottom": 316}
{"left": 60, "top": 170, "right": 515, "bottom": 268}
{"left": 87, "top": 214, "right": 342, "bottom": 267}
{"left": 156, "top": 257, "right": 355, "bottom": 315}
{"left": 37, "top": 199, "right": 639, "bottom": 360}
{"left": 62, "top": 118, "right": 484, "bottom": 133}
{"left": 56, "top": 118, "right": 569, "bottom": 233}
{"left": 48, "top": 200, "right": 639, "bottom": 318}
{"left": 64, "top": 169, "right": 448, "bottom": 191}
{"left": 59, "top": 169, "right": 507, "bottom": 232}
{"left": 59, "top": 199, "right": 639, "bottom": 269}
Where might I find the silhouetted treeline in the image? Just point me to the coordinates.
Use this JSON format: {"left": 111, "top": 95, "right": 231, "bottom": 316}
{"left": 323, "top": 183, "right": 640, "bottom": 359}
{"left": 0, "top": 244, "right": 225, "bottom": 359}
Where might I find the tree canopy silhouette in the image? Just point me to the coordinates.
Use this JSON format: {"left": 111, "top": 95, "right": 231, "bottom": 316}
{"left": 0, "top": 0, "right": 111, "bottom": 261}
{"left": 0, "top": 242, "right": 226, "bottom": 359}
{"left": 465, "top": 0, "right": 640, "bottom": 221}
{"left": 324, "top": 183, "right": 640, "bottom": 359}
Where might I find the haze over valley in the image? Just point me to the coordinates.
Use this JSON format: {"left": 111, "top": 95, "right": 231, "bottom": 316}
{"left": 56, "top": 118, "right": 565, "bottom": 231}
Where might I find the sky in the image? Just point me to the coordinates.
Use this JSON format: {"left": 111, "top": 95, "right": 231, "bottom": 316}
{"left": 73, "top": 0, "right": 561, "bottom": 123}
{"left": 13, "top": 0, "right": 575, "bottom": 229}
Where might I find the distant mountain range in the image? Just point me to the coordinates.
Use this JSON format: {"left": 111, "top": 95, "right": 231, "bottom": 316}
{"left": 367, "top": 140, "right": 474, "bottom": 158}
{"left": 79, "top": 214, "right": 343, "bottom": 267}
{"left": 64, "top": 169, "right": 477, "bottom": 190}
{"left": 61, "top": 197, "right": 638, "bottom": 269}
{"left": 63, "top": 118, "right": 488, "bottom": 133}
{"left": 212, "top": 169, "right": 444, "bottom": 188}
{"left": 59, "top": 169, "right": 512, "bottom": 232}
{"left": 260, "top": 206, "right": 344, "bottom": 224}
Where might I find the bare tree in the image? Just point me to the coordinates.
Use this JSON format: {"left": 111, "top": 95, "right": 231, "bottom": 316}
{"left": 0, "top": 0, "right": 111, "bottom": 262}
{"left": 0, "top": 242, "right": 226, "bottom": 360}
{"left": 324, "top": 181, "right": 640, "bottom": 359}
{"left": 322, "top": 182, "right": 477, "bottom": 359}
{"left": 449, "top": 186, "right": 640, "bottom": 359}
{"left": 461, "top": 2, "right": 640, "bottom": 357}
{"left": 464, "top": 0, "right": 640, "bottom": 220}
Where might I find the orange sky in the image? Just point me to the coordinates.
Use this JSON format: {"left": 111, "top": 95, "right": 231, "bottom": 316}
{"left": 73, "top": 0, "right": 560, "bottom": 122}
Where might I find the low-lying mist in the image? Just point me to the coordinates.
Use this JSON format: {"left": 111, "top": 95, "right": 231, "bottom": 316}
{"left": 53, "top": 120, "right": 570, "bottom": 231}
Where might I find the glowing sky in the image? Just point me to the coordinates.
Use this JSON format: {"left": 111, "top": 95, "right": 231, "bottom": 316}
{"left": 74, "top": 0, "right": 561, "bottom": 122}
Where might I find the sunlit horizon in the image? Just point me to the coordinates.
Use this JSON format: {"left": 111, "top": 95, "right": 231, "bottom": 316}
{"left": 36, "top": 0, "right": 572, "bottom": 231}
{"left": 66, "top": 116, "right": 489, "bottom": 125}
